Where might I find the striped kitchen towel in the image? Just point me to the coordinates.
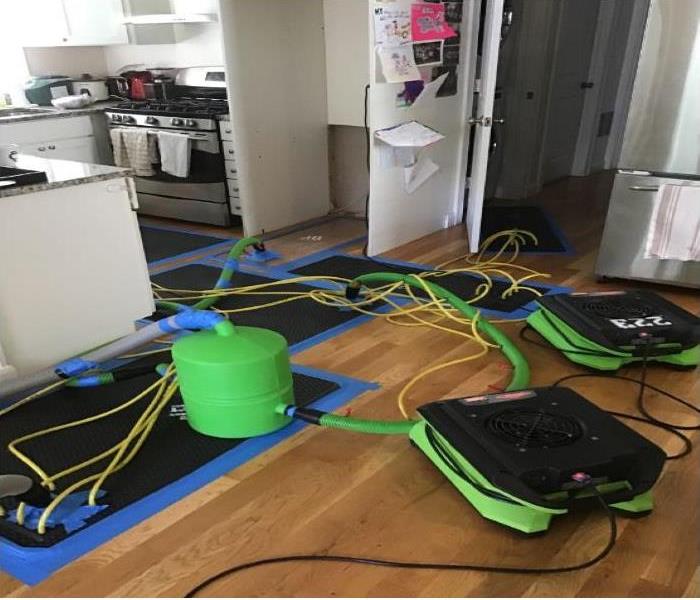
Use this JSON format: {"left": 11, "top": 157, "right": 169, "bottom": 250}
{"left": 645, "top": 184, "right": 700, "bottom": 262}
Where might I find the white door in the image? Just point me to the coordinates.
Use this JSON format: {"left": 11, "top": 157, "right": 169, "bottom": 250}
{"left": 539, "top": 0, "right": 600, "bottom": 183}
{"left": 465, "top": 0, "right": 504, "bottom": 253}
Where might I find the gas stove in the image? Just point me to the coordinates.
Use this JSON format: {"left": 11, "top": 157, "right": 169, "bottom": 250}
{"left": 106, "top": 66, "right": 236, "bottom": 226}
{"left": 106, "top": 98, "right": 228, "bottom": 131}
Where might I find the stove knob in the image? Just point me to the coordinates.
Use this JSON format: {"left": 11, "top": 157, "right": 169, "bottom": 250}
{"left": 111, "top": 114, "right": 122, "bottom": 122}
{"left": 123, "top": 115, "right": 136, "bottom": 124}
{"left": 171, "top": 118, "right": 184, "bottom": 126}
{"left": 146, "top": 116, "right": 159, "bottom": 125}
{"left": 185, "top": 119, "right": 198, "bottom": 128}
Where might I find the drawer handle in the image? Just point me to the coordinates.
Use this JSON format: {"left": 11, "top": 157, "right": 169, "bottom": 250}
{"left": 48, "top": 145, "right": 56, "bottom": 150}
{"left": 227, "top": 149, "right": 234, "bottom": 155}
{"left": 225, "top": 129, "right": 232, "bottom": 134}
{"left": 229, "top": 168, "right": 237, "bottom": 174}
{"left": 231, "top": 187, "right": 239, "bottom": 192}
{"left": 629, "top": 185, "right": 659, "bottom": 192}
{"left": 38, "top": 146, "right": 46, "bottom": 151}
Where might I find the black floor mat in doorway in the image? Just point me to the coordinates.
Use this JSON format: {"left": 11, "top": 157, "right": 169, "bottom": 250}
{"left": 480, "top": 206, "right": 571, "bottom": 253}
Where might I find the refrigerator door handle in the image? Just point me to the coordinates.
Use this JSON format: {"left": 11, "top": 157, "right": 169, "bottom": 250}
{"left": 629, "top": 185, "right": 659, "bottom": 191}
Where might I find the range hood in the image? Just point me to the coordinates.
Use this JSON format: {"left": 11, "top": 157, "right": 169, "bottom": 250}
{"left": 122, "top": 13, "right": 216, "bottom": 24}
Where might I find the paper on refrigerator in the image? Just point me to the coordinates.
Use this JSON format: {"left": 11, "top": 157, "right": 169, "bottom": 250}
{"left": 410, "top": 72, "right": 449, "bottom": 109}
{"left": 373, "top": 4, "right": 412, "bottom": 46}
{"left": 377, "top": 46, "right": 421, "bottom": 83}
{"left": 374, "top": 120, "right": 445, "bottom": 168}
{"left": 404, "top": 156, "right": 440, "bottom": 193}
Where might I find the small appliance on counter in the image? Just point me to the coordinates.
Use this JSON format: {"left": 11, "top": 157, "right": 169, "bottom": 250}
{"left": 71, "top": 75, "right": 109, "bottom": 101}
{"left": 23, "top": 76, "right": 72, "bottom": 106}
{"left": 144, "top": 77, "right": 175, "bottom": 100}
{"left": 106, "top": 76, "right": 130, "bottom": 98}
{"left": 121, "top": 70, "right": 153, "bottom": 100}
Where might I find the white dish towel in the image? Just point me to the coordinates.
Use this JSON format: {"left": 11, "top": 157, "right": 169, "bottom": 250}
{"left": 645, "top": 183, "right": 700, "bottom": 262}
{"left": 157, "top": 131, "right": 191, "bottom": 178}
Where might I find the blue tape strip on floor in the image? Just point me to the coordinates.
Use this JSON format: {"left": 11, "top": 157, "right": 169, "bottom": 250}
{"left": 0, "top": 366, "right": 378, "bottom": 585}
{"left": 265, "top": 249, "right": 571, "bottom": 321}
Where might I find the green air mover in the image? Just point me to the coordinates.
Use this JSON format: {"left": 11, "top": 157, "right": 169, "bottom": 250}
{"left": 171, "top": 321, "right": 294, "bottom": 438}
{"left": 526, "top": 290, "right": 700, "bottom": 371}
{"left": 408, "top": 387, "right": 664, "bottom": 534}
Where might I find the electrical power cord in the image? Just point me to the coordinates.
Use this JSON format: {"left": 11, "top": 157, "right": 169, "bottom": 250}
{"left": 184, "top": 480, "right": 616, "bottom": 597}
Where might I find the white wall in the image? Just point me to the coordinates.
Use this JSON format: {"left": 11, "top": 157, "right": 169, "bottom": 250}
{"left": 24, "top": 46, "right": 108, "bottom": 77}
{"left": 219, "top": 0, "right": 330, "bottom": 235}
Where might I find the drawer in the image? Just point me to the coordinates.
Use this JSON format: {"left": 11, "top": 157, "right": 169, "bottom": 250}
{"left": 225, "top": 160, "right": 238, "bottom": 180}
{"left": 219, "top": 121, "right": 233, "bottom": 141}
{"left": 222, "top": 141, "right": 236, "bottom": 158}
{"left": 230, "top": 202, "right": 242, "bottom": 216}
{"left": 227, "top": 179, "right": 241, "bottom": 198}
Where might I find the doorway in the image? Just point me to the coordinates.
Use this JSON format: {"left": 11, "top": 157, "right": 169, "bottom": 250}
{"left": 485, "top": 0, "right": 649, "bottom": 202}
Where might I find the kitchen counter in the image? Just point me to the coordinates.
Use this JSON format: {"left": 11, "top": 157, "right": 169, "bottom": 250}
{"left": 0, "top": 154, "right": 131, "bottom": 198}
{"left": 0, "top": 100, "right": 123, "bottom": 124}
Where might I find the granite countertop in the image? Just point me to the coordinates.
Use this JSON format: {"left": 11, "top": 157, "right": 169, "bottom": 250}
{"left": 0, "top": 100, "right": 123, "bottom": 125}
{"left": 0, "top": 154, "right": 131, "bottom": 198}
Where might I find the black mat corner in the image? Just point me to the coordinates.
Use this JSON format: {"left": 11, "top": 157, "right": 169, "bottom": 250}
{"left": 139, "top": 225, "right": 233, "bottom": 263}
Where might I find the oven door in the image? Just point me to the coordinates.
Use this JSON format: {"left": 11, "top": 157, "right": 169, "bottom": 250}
{"left": 120, "top": 128, "right": 226, "bottom": 203}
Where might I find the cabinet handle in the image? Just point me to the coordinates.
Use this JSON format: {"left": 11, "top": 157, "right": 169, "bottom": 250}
{"left": 227, "top": 149, "right": 234, "bottom": 154}
{"left": 225, "top": 129, "right": 232, "bottom": 134}
{"left": 48, "top": 145, "right": 56, "bottom": 150}
{"left": 229, "top": 168, "right": 237, "bottom": 174}
{"left": 38, "top": 146, "right": 46, "bottom": 151}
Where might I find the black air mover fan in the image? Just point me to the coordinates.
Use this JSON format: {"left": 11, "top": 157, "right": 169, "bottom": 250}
{"left": 525, "top": 290, "right": 700, "bottom": 370}
{"left": 409, "top": 387, "right": 665, "bottom": 533}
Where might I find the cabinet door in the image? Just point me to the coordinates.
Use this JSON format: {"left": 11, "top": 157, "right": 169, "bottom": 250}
{"left": 48, "top": 137, "right": 100, "bottom": 163}
{"left": 18, "top": 137, "right": 99, "bottom": 163}
{"left": 62, "top": 0, "right": 128, "bottom": 45}
{"left": 17, "top": 0, "right": 70, "bottom": 46}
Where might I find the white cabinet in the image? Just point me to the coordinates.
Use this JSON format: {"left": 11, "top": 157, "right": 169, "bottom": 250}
{"left": 17, "top": 137, "right": 99, "bottom": 163}
{"left": 1, "top": 115, "right": 101, "bottom": 164}
{"left": 19, "top": 0, "right": 127, "bottom": 47}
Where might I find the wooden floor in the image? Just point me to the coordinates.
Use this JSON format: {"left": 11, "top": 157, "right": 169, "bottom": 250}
{"left": 2, "top": 172, "right": 699, "bottom": 597}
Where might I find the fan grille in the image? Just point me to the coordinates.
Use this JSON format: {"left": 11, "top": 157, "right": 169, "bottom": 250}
{"left": 485, "top": 409, "right": 583, "bottom": 448}
{"left": 578, "top": 299, "right": 654, "bottom": 319}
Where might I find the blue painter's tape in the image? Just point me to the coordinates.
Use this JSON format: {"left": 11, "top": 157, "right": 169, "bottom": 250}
{"left": 7, "top": 491, "right": 107, "bottom": 535}
{"left": 245, "top": 248, "right": 281, "bottom": 263}
{"left": 55, "top": 358, "right": 98, "bottom": 378}
{"left": 68, "top": 375, "right": 105, "bottom": 388}
{"left": 157, "top": 310, "right": 225, "bottom": 333}
{"left": 222, "top": 258, "right": 239, "bottom": 272}
{"left": 0, "top": 366, "right": 378, "bottom": 585}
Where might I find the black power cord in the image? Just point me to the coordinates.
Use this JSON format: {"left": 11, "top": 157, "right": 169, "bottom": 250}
{"left": 184, "top": 487, "right": 616, "bottom": 597}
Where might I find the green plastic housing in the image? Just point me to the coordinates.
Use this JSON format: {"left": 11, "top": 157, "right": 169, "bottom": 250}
{"left": 172, "top": 323, "right": 294, "bottom": 439}
{"left": 409, "top": 420, "right": 654, "bottom": 534}
{"left": 527, "top": 307, "right": 700, "bottom": 371}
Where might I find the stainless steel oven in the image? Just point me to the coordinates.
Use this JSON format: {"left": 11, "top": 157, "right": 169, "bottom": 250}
{"left": 105, "top": 66, "right": 233, "bottom": 226}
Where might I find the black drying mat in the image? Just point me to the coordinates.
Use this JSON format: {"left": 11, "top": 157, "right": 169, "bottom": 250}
{"left": 480, "top": 206, "right": 569, "bottom": 252}
{"left": 290, "top": 255, "right": 539, "bottom": 314}
{"left": 0, "top": 359, "right": 338, "bottom": 547}
{"left": 139, "top": 225, "right": 232, "bottom": 263}
{"left": 151, "top": 264, "right": 374, "bottom": 345}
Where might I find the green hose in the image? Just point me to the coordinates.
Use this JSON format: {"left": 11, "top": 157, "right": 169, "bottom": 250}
{"left": 354, "top": 273, "right": 530, "bottom": 391}
{"left": 319, "top": 412, "right": 416, "bottom": 434}
{"left": 156, "top": 236, "right": 261, "bottom": 313}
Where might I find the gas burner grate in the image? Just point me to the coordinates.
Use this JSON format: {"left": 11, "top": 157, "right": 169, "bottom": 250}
{"left": 485, "top": 409, "right": 583, "bottom": 449}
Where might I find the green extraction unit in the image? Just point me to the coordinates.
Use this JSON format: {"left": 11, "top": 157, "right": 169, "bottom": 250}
{"left": 526, "top": 290, "right": 700, "bottom": 371}
{"left": 171, "top": 321, "right": 294, "bottom": 439}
